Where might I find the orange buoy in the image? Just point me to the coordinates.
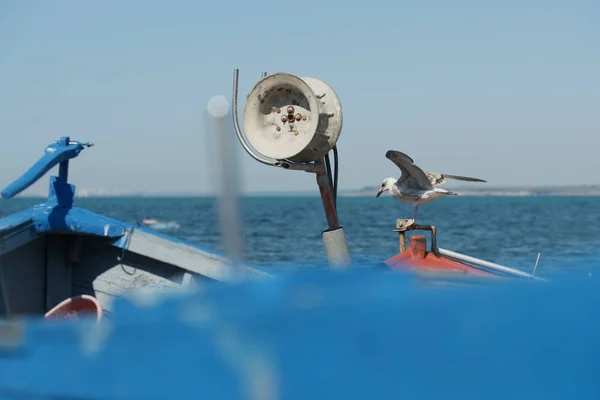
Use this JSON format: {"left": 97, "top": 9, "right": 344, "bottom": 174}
{"left": 385, "top": 235, "right": 497, "bottom": 277}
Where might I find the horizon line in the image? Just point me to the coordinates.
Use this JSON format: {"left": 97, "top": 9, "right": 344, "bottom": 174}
{"left": 11, "top": 183, "right": 600, "bottom": 199}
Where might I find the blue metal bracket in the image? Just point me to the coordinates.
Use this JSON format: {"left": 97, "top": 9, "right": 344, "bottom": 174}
{"left": 1, "top": 137, "right": 93, "bottom": 199}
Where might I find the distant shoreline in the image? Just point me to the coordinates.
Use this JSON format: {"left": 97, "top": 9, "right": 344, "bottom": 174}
{"left": 11, "top": 185, "right": 600, "bottom": 199}
{"left": 342, "top": 192, "right": 600, "bottom": 197}
{"left": 342, "top": 185, "right": 600, "bottom": 197}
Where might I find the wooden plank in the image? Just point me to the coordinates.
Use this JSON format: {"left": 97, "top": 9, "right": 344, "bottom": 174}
{"left": 45, "top": 235, "right": 72, "bottom": 311}
{"left": 119, "top": 229, "right": 270, "bottom": 283}
{"left": 0, "top": 222, "right": 37, "bottom": 257}
{"left": 0, "top": 267, "right": 9, "bottom": 317}
{"left": 72, "top": 238, "right": 187, "bottom": 312}
{"left": 0, "top": 237, "right": 46, "bottom": 315}
{"left": 91, "top": 263, "right": 181, "bottom": 294}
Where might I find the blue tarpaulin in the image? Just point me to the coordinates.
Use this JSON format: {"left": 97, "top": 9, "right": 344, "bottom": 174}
{"left": 0, "top": 267, "right": 598, "bottom": 399}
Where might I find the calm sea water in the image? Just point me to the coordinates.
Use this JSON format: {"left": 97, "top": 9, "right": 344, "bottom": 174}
{"left": 1, "top": 196, "right": 599, "bottom": 278}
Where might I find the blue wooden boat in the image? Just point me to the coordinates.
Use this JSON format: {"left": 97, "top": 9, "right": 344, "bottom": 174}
{"left": 0, "top": 137, "right": 270, "bottom": 318}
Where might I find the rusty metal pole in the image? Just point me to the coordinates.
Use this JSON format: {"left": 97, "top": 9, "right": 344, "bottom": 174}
{"left": 399, "top": 232, "right": 406, "bottom": 252}
{"left": 316, "top": 167, "right": 340, "bottom": 230}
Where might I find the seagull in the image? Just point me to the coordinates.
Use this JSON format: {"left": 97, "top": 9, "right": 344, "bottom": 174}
{"left": 376, "top": 150, "right": 486, "bottom": 224}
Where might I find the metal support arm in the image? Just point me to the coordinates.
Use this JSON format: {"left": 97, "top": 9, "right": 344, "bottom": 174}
{"left": 1, "top": 137, "right": 93, "bottom": 199}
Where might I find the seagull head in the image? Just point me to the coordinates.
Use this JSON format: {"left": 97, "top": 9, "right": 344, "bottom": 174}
{"left": 376, "top": 177, "right": 397, "bottom": 198}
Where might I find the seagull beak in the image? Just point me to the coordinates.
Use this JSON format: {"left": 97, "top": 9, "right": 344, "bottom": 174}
{"left": 376, "top": 188, "right": 384, "bottom": 198}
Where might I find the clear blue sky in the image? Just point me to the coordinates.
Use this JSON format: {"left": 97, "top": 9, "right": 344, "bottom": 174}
{"left": 1, "top": 0, "right": 598, "bottom": 195}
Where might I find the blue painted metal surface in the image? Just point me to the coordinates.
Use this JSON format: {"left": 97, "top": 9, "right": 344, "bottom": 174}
{"left": 0, "top": 268, "right": 598, "bottom": 399}
{"left": 1, "top": 137, "right": 93, "bottom": 199}
{"left": 0, "top": 187, "right": 128, "bottom": 242}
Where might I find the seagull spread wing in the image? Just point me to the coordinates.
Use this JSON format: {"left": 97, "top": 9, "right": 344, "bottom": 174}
{"left": 425, "top": 171, "right": 487, "bottom": 186}
{"left": 385, "top": 150, "right": 433, "bottom": 190}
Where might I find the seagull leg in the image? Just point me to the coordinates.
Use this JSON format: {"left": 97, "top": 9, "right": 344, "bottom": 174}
{"left": 405, "top": 204, "right": 418, "bottom": 227}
